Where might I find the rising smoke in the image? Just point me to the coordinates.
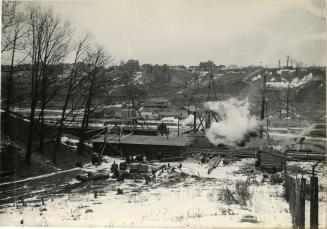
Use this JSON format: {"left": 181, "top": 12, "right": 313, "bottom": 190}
{"left": 181, "top": 114, "right": 201, "bottom": 126}
{"left": 205, "top": 98, "right": 260, "bottom": 146}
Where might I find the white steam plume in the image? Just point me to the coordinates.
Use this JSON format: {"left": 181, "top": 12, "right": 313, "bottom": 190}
{"left": 181, "top": 114, "right": 201, "bottom": 127}
{"left": 205, "top": 98, "right": 260, "bottom": 146}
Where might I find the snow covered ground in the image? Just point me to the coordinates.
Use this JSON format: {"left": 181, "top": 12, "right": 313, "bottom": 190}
{"left": 0, "top": 158, "right": 303, "bottom": 228}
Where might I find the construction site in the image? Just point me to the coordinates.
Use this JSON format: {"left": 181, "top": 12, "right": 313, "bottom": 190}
{"left": 1, "top": 60, "right": 326, "bottom": 228}
{"left": 0, "top": 0, "right": 326, "bottom": 228}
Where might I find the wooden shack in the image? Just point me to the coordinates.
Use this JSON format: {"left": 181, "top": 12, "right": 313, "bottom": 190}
{"left": 92, "top": 134, "right": 192, "bottom": 161}
{"left": 257, "top": 147, "right": 286, "bottom": 172}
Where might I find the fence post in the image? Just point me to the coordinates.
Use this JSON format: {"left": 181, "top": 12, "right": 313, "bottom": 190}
{"left": 299, "top": 178, "right": 306, "bottom": 229}
{"left": 285, "top": 174, "right": 290, "bottom": 201}
{"left": 310, "top": 176, "right": 318, "bottom": 229}
{"left": 295, "top": 178, "right": 301, "bottom": 228}
{"left": 291, "top": 177, "right": 296, "bottom": 225}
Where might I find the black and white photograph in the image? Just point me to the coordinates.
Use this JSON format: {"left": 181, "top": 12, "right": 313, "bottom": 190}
{"left": 0, "top": 0, "right": 326, "bottom": 228}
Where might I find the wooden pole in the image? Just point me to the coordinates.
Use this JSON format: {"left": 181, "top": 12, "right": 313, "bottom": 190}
{"left": 284, "top": 150, "right": 289, "bottom": 201}
{"left": 295, "top": 178, "right": 300, "bottom": 227}
{"left": 299, "top": 178, "right": 306, "bottom": 229}
{"left": 193, "top": 111, "right": 196, "bottom": 133}
{"left": 294, "top": 178, "right": 297, "bottom": 224}
{"left": 177, "top": 118, "right": 180, "bottom": 137}
{"left": 310, "top": 177, "right": 318, "bottom": 229}
{"left": 260, "top": 73, "right": 266, "bottom": 138}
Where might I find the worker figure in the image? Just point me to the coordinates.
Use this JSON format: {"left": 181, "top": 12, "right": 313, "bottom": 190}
{"left": 126, "top": 155, "right": 131, "bottom": 163}
{"left": 158, "top": 122, "right": 168, "bottom": 136}
{"left": 152, "top": 171, "right": 156, "bottom": 180}
{"left": 158, "top": 152, "right": 163, "bottom": 160}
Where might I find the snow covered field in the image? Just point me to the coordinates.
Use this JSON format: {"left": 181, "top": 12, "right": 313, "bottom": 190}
{"left": 0, "top": 158, "right": 305, "bottom": 228}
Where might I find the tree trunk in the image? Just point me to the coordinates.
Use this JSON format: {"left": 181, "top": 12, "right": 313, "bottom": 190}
{"left": 54, "top": 87, "right": 71, "bottom": 163}
{"left": 25, "top": 42, "right": 42, "bottom": 164}
{"left": 5, "top": 33, "right": 17, "bottom": 113}
{"left": 39, "top": 70, "right": 47, "bottom": 154}
{"left": 25, "top": 104, "right": 36, "bottom": 164}
{"left": 78, "top": 73, "right": 95, "bottom": 154}
{"left": 4, "top": 33, "right": 17, "bottom": 133}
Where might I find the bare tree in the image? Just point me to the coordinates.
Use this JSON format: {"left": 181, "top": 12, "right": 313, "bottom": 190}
{"left": 77, "top": 45, "right": 111, "bottom": 155}
{"left": 23, "top": 4, "right": 72, "bottom": 164}
{"left": 37, "top": 11, "right": 73, "bottom": 154}
{"left": 2, "top": 0, "right": 26, "bottom": 118}
{"left": 2, "top": 0, "right": 20, "bottom": 53}
{"left": 53, "top": 33, "right": 90, "bottom": 163}
{"left": 119, "top": 64, "right": 146, "bottom": 120}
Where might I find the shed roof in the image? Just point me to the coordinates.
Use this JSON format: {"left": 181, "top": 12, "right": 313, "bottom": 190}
{"left": 146, "top": 98, "right": 169, "bottom": 103}
{"left": 261, "top": 148, "right": 286, "bottom": 159}
{"left": 92, "top": 134, "right": 192, "bottom": 147}
{"left": 179, "top": 105, "right": 197, "bottom": 112}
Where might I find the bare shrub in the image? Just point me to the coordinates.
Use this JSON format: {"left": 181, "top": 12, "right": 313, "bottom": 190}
{"left": 218, "top": 182, "right": 252, "bottom": 206}
{"left": 235, "top": 181, "right": 251, "bottom": 206}
{"left": 218, "top": 187, "right": 238, "bottom": 205}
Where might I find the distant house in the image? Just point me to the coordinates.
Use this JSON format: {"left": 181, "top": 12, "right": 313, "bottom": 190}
{"left": 144, "top": 98, "right": 171, "bottom": 108}
{"left": 175, "top": 88, "right": 193, "bottom": 98}
{"left": 108, "top": 87, "right": 127, "bottom": 103}
{"left": 140, "top": 111, "right": 158, "bottom": 120}
{"left": 228, "top": 64, "right": 238, "bottom": 69}
{"left": 178, "top": 105, "right": 197, "bottom": 115}
{"left": 158, "top": 111, "right": 187, "bottom": 119}
{"left": 217, "top": 65, "right": 226, "bottom": 70}
{"left": 188, "top": 66, "right": 198, "bottom": 72}
{"left": 126, "top": 59, "right": 140, "bottom": 71}
{"left": 199, "top": 61, "right": 215, "bottom": 71}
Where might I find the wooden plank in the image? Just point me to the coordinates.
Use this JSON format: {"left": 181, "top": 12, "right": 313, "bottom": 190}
{"left": 310, "top": 177, "right": 318, "bottom": 229}
{"left": 295, "top": 178, "right": 300, "bottom": 227}
{"left": 299, "top": 178, "right": 306, "bottom": 229}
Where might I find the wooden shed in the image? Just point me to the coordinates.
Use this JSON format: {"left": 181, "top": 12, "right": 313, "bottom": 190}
{"left": 257, "top": 147, "right": 286, "bottom": 172}
{"left": 92, "top": 134, "right": 192, "bottom": 161}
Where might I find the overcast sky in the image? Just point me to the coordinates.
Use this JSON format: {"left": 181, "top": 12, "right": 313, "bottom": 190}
{"left": 41, "top": 0, "right": 326, "bottom": 67}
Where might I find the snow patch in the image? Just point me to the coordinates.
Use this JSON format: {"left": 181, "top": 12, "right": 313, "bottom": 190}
{"left": 267, "top": 73, "right": 313, "bottom": 88}
{"left": 252, "top": 74, "right": 261, "bottom": 81}
{"left": 199, "top": 71, "right": 209, "bottom": 77}
{"left": 277, "top": 69, "right": 296, "bottom": 75}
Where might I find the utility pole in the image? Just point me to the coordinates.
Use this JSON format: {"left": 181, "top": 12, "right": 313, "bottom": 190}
{"left": 260, "top": 71, "right": 267, "bottom": 138}
{"left": 177, "top": 117, "right": 180, "bottom": 137}
{"left": 266, "top": 117, "right": 269, "bottom": 146}
{"left": 286, "top": 83, "right": 290, "bottom": 119}
{"left": 193, "top": 111, "right": 197, "bottom": 133}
